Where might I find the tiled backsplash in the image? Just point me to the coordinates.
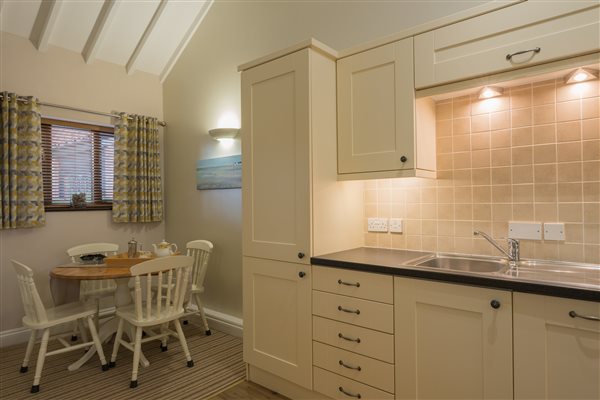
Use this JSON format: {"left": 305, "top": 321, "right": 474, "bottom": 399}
{"left": 364, "top": 78, "right": 600, "bottom": 264}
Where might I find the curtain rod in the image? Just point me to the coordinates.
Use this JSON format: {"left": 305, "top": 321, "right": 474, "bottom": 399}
{"left": 0, "top": 94, "right": 167, "bottom": 127}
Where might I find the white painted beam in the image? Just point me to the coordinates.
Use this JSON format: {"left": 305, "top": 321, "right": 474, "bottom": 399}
{"left": 30, "top": 0, "right": 63, "bottom": 52}
{"left": 126, "top": 0, "right": 168, "bottom": 75}
{"left": 160, "top": 0, "right": 214, "bottom": 83}
{"left": 82, "top": 0, "right": 119, "bottom": 64}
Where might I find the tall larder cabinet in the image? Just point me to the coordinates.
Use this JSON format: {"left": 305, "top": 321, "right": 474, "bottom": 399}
{"left": 239, "top": 40, "right": 363, "bottom": 391}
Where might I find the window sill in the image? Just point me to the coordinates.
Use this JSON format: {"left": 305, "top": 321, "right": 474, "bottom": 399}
{"left": 45, "top": 204, "right": 112, "bottom": 212}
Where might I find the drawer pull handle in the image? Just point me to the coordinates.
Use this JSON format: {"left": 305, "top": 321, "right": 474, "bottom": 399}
{"left": 569, "top": 311, "right": 600, "bottom": 321}
{"left": 338, "top": 333, "right": 361, "bottom": 343}
{"left": 339, "top": 360, "right": 362, "bottom": 371}
{"left": 338, "top": 305, "right": 360, "bottom": 315}
{"left": 338, "top": 279, "right": 360, "bottom": 288}
{"left": 339, "top": 386, "right": 361, "bottom": 399}
{"left": 506, "top": 47, "right": 540, "bottom": 61}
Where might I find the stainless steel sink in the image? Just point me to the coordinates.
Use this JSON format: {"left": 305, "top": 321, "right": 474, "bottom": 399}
{"left": 505, "top": 260, "right": 600, "bottom": 288}
{"left": 410, "top": 255, "right": 509, "bottom": 274}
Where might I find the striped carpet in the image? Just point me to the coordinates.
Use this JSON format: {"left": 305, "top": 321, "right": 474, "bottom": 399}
{"left": 0, "top": 325, "right": 245, "bottom": 400}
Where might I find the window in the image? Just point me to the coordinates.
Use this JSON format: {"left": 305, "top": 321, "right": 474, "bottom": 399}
{"left": 41, "top": 118, "right": 114, "bottom": 210}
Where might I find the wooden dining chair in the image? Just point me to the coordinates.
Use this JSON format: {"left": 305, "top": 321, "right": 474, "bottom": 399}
{"left": 109, "top": 255, "right": 194, "bottom": 388}
{"left": 184, "top": 240, "right": 213, "bottom": 335}
{"left": 12, "top": 260, "right": 108, "bottom": 393}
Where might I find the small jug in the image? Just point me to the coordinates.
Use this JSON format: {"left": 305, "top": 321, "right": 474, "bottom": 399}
{"left": 152, "top": 240, "right": 178, "bottom": 257}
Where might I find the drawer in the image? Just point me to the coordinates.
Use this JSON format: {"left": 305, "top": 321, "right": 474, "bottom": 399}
{"left": 314, "top": 366, "right": 394, "bottom": 400}
{"left": 313, "top": 266, "right": 393, "bottom": 304}
{"left": 313, "top": 291, "right": 394, "bottom": 333}
{"left": 313, "top": 316, "right": 394, "bottom": 363}
{"left": 414, "top": 2, "right": 600, "bottom": 88}
{"left": 313, "top": 342, "right": 394, "bottom": 393}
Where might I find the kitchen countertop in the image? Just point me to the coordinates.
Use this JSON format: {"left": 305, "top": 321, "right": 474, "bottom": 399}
{"left": 311, "top": 247, "right": 600, "bottom": 302}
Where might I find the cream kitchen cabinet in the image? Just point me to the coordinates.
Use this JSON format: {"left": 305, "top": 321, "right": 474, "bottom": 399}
{"left": 415, "top": 1, "right": 600, "bottom": 88}
{"left": 514, "top": 293, "right": 600, "bottom": 400}
{"left": 394, "top": 277, "right": 513, "bottom": 399}
{"left": 337, "top": 38, "right": 436, "bottom": 179}
{"left": 240, "top": 40, "right": 363, "bottom": 393}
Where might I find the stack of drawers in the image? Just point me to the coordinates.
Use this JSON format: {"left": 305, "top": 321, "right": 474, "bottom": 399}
{"left": 312, "top": 266, "right": 395, "bottom": 399}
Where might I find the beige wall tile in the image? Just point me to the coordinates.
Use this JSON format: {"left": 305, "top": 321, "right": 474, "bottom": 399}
{"left": 512, "top": 165, "right": 534, "bottom": 184}
{"left": 406, "top": 235, "right": 422, "bottom": 251}
{"left": 492, "top": 204, "right": 511, "bottom": 220}
{"left": 471, "top": 132, "right": 490, "bottom": 150}
{"left": 512, "top": 146, "right": 533, "bottom": 165}
{"left": 407, "top": 203, "right": 421, "bottom": 218}
{"left": 513, "top": 184, "right": 534, "bottom": 203}
{"left": 583, "top": 182, "right": 600, "bottom": 202}
{"left": 421, "top": 236, "right": 438, "bottom": 252}
{"left": 455, "top": 221, "right": 473, "bottom": 237}
{"left": 422, "top": 203, "right": 437, "bottom": 219}
{"left": 436, "top": 119, "right": 453, "bottom": 137}
{"left": 437, "top": 236, "right": 455, "bottom": 252}
{"left": 365, "top": 189, "right": 378, "bottom": 203}
{"left": 513, "top": 204, "right": 534, "bottom": 220}
{"left": 557, "top": 162, "right": 582, "bottom": 183}
{"left": 453, "top": 152, "right": 472, "bottom": 169}
{"left": 582, "top": 97, "right": 599, "bottom": 119}
{"left": 492, "top": 185, "right": 512, "bottom": 203}
{"left": 437, "top": 153, "right": 453, "bottom": 170}
{"left": 535, "top": 184, "right": 557, "bottom": 202}
{"left": 454, "top": 238, "right": 474, "bottom": 254}
{"left": 452, "top": 98, "right": 470, "bottom": 118}
{"left": 491, "top": 167, "right": 511, "bottom": 185}
{"left": 491, "top": 148, "right": 511, "bottom": 166}
{"left": 510, "top": 87, "right": 532, "bottom": 109}
{"left": 452, "top": 134, "right": 471, "bottom": 152}
{"left": 437, "top": 137, "right": 453, "bottom": 153}
{"left": 534, "top": 164, "right": 557, "bottom": 183}
{"left": 559, "top": 203, "right": 583, "bottom": 223}
{"left": 582, "top": 139, "right": 600, "bottom": 161}
{"left": 532, "top": 83, "right": 555, "bottom": 106}
{"left": 557, "top": 142, "right": 582, "bottom": 162}
{"left": 471, "top": 114, "right": 490, "bottom": 133}
{"left": 582, "top": 118, "right": 599, "bottom": 140}
{"left": 584, "top": 224, "right": 599, "bottom": 245}
{"left": 557, "top": 121, "right": 581, "bottom": 142}
{"left": 472, "top": 169, "right": 491, "bottom": 186}
{"left": 473, "top": 204, "right": 492, "bottom": 220}
{"left": 455, "top": 204, "right": 473, "bottom": 220}
{"left": 453, "top": 117, "right": 470, "bottom": 135}
{"left": 535, "top": 203, "right": 558, "bottom": 221}
{"left": 533, "top": 104, "right": 555, "bottom": 125}
{"left": 438, "top": 220, "right": 455, "bottom": 236}
{"left": 437, "top": 203, "right": 454, "bottom": 220}
{"left": 558, "top": 182, "right": 583, "bottom": 202}
{"left": 454, "top": 186, "right": 473, "bottom": 203}
{"left": 473, "top": 186, "right": 492, "bottom": 203}
{"left": 406, "top": 219, "right": 422, "bottom": 235}
{"left": 582, "top": 161, "right": 600, "bottom": 181}
{"left": 533, "top": 144, "right": 557, "bottom": 164}
{"left": 453, "top": 169, "right": 471, "bottom": 186}
{"left": 471, "top": 149, "right": 491, "bottom": 168}
{"left": 556, "top": 100, "right": 581, "bottom": 122}
{"left": 583, "top": 203, "right": 599, "bottom": 224}
{"left": 512, "top": 127, "right": 533, "bottom": 146}
{"left": 436, "top": 101, "right": 452, "bottom": 120}
{"left": 490, "top": 111, "right": 510, "bottom": 131}
{"left": 472, "top": 96, "right": 509, "bottom": 115}
{"left": 421, "top": 187, "right": 437, "bottom": 203}
{"left": 422, "top": 220, "right": 438, "bottom": 236}
{"left": 584, "top": 245, "right": 600, "bottom": 264}
{"left": 437, "top": 187, "right": 454, "bottom": 203}
{"left": 533, "top": 124, "right": 556, "bottom": 144}
{"left": 377, "top": 188, "right": 391, "bottom": 203}
{"left": 490, "top": 129, "right": 511, "bottom": 148}
{"left": 512, "top": 108, "right": 532, "bottom": 128}
{"left": 534, "top": 242, "right": 559, "bottom": 261}
{"left": 558, "top": 243, "right": 585, "bottom": 263}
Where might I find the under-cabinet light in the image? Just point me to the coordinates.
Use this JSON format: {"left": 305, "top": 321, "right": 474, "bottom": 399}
{"left": 208, "top": 128, "right": 239, "bottom": 141}
{"left": 565, "top": 68, "right": 599, "bottom": 84}
{"left": 478, "top": 86, "right": 504, "bottom": 99}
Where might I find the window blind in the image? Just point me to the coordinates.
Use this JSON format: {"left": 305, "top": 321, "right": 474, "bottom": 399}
{"left": 41, "top": 118, "right": 114, "bottom": 210}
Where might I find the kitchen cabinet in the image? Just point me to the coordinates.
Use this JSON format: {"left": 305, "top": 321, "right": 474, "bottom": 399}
{"left": 240, "top": 40, "right": 363, "bottom": 392}
{"left": 414, "top": 1, "right": 600, "bottom": 88}
{"left": 394, "top": 277, "right": 513, "bottom": 399}
{"left": 514, "top": 293, "right": 600, "bottom": 400}
{"left": 337, "top": 38, "right": 436, "bottom": 179}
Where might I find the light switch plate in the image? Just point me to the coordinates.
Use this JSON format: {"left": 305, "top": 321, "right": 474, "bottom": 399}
{"left": 389, "top": 218, "right": 403, "bottom": 233}
{"left": 544, "top": 223, "right": 565, "bottom": 241}
{"left": 508, "top": 221, "right": 542, "bottom": 240}
{"left": 367, "top": 218, "right": 388, "bottom": 232}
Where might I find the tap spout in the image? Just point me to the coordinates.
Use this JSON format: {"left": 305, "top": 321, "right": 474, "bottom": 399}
{"left": 473, "top": 230, "right": 519, "bottom": 261}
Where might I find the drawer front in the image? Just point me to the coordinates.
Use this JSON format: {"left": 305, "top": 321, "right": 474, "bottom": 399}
{"left": 415, "top": 2, "right": 600, "bottom": 88}
{"left": 313, "top": 266, "right": 393, "bottom": 304}
{"left": 314, "top": 366, "right": 394, "bottom": 400}
{"left": 313, "top": 291, "right": 394, "bottom": 333}
{"left": 313, "top": 342, "right": 394, "bottom": 393}
{"left": 313, "top": 316, "right": 394, "bottom": 363}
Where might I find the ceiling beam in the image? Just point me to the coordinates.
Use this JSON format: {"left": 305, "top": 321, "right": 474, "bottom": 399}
{"left": 30, "top": 0, "right": 63, "bottom": 52}
{"left": 160, "top": 0, "right": 214, "bottom": 83}
{"left": 126, "top": 0, "right": 168, "bottom": 75}
{"left": 82, "top": 0, "right": 119, "bottom": 64}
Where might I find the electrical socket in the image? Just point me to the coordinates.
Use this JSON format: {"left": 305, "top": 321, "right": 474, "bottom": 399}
{"left": 367, "top": 218, "right": 388, "bottom": 232}
{"left": 389, "top": 218, "right": 403, "bottom": 233}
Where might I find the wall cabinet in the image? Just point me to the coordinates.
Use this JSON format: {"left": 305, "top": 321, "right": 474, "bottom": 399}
{"left": 513, "top": 293, "right": 600, "bottom": 400}
{"left": 394, "top": 277, "right": 513, "bottom": 399}
{"left": 337, "top": 38, "right": 436, "bottom": 179}
{"left": 414, "top": 1, "right": 600, "bottom": 88}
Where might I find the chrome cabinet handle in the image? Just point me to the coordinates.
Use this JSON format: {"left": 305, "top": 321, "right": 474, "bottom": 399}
{"left": 338, "top": 279, "right": 360, "bottom": 288}
{"left": 339, "top": 360, "right": 361, "bottom": 371}
{"left": 339, "top": 387, "right": 361, "bottom": 399}
{"left": 506, "top": 47, "right": 540, "bottom": 61}
{"left": 338, "top": 305, "right": 360, "bottom": 315}
{"left": 569, "top": 311, "right": 600, "bottom": 321}
{"left": 338, "top": 333, "right": 361, "bottom": 343}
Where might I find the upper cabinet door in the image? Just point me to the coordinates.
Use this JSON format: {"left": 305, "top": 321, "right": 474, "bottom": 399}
{"left": 241, "top": 50, "right": 311, "bottom": 264}
{"left": 337, "top": 38, "right": 415, "bottom": 174}
{"left": 415, "top": 1, "right": 600, "bottom": 88}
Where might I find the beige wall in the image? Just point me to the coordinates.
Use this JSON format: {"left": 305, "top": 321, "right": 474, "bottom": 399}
{"left": 0, "top": 32, "right": 165, "bottom": 334}
{"left": 365, "top": 78, "right": 600, "bottom": 264}
{"left": 162, "top": 0, "right": 490, "bottom": 319}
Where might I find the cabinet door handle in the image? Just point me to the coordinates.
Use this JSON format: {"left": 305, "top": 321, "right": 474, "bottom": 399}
{"left": 297, "top": 252, "right": 305, "bottom": 259}
{"left": 339, "top": 360, "right": 361, "bottom": 371}
{"left": 339, "top": 387, "right": 361, "bottom": 399}
{"left": 338, "top": 305, "right": 360, "bottom": 315}
{"left": 338, "top": 333, "right": 361, "bottom": 343}
{"left": 490, "top": 300, "right": 501, "bottom": 309}
{"left": 338, "top": 279, "right": 360, "bottom": 288}
{"left": 506, "top": 47, "right": 540, "bottom": 61}
{"left": 298, "top": 271, "right": 306, "bottom": 278}
{"left": 400, "top": 155, "right": 408, "bottom": 163}
{"left": 569, "top": 311, "right": 600, "bottom": 321}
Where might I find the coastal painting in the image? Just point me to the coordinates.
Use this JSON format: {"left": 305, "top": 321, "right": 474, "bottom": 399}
{"left": 196, "top": 155, "right": 242, "bottom": 190}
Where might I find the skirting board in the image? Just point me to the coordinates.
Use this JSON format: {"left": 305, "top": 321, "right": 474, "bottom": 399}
{"left": 1, "top": 306, "right": 243, "bottom": 348}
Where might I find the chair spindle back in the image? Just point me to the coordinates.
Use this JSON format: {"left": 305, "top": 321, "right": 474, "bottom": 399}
{"left": 11, "top": 260, "right": 48, "bottom": 324}
{"left": 186, "top": 240, "right": 213, "bottom": 289}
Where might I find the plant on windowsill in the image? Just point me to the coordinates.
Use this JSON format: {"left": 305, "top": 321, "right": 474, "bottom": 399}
{"left": 71, "top": 193, "right": 87, "bottom": 208}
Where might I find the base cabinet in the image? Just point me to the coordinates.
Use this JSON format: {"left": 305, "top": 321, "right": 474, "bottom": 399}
{"left": 394, "top": 277, "right": 513, "bottom": 399}
{"left": 243, "top": 257, "right": 312, "bottom": 389}
{"left": 514, "top": 293, "right": 600, "bottom": 400}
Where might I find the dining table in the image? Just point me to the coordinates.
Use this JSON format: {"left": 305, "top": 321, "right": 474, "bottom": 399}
{"left": 50, "top": 261, "right": 151, "bottom": 371}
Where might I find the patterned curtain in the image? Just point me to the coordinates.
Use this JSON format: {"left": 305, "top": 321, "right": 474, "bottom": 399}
{"left": 112, "top": 113, "right": 163, "bottom": 223}
{"left": 0, "top": 92, "right": 46, "bottom": 229}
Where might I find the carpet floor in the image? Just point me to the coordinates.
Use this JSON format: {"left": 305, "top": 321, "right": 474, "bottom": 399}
{"left": 0, "top": 325, "right": 245, "bottom": 400}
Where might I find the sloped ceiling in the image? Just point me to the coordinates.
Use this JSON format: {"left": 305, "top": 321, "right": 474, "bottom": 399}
{"left": 0, "top": 0, "right": 213, "bottom": 82}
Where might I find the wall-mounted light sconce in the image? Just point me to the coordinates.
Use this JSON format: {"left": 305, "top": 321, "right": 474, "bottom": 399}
{"left": 478, "top": 86, "right": 504, "bottom": 99}
{"left": 208, "top": 128, "right": 240, "bottom": 141}
{"left": 564, "top": 67, "right": 599, "bottom": 84}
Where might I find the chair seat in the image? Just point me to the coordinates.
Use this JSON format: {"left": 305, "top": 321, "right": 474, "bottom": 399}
{"left": 23, "top": 301, "right": 97, "bottom": 329}
{"left": 116, "top": 303, "right": 186, "bottom": 327}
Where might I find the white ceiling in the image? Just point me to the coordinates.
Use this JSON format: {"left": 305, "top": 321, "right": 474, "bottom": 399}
{"left": 0, "top": 0, "right": 213, "bottom": 82}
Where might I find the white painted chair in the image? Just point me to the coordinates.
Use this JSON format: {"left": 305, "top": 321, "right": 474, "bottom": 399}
{"left": 109, "top": 255, "right": 194, "bottom": 388}
{"left": 12, "top": 260, "right": 108, "bottom": 393}
{"left": 184, "top": 240, "right": 213, "bottom": 335}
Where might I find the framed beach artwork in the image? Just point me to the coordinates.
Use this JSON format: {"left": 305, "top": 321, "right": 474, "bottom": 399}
{"left": 196, "top": 155, "right": 242, "bottom": 190}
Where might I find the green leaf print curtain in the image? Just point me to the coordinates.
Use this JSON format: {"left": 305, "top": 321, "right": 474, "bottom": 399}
{"left": 112, "top": 113, "right": 163, "bottom": 223}
{"left": 0, "top": 92, "right": 46, "bottom": 229}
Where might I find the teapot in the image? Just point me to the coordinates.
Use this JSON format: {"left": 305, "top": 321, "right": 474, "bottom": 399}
{"left": 152, "top": 240, "right": 178, "bottom": 257}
